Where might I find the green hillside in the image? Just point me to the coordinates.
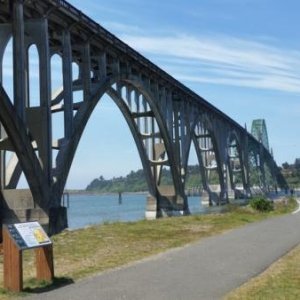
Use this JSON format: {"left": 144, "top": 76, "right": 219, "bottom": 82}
{"left": 86, "top": 166, "right": 203, "bottom": 193}
{"left": 85, "top": 159, "right": 299, "bottom": 193}
{"left": 281, "top": 158, "right": 300, "bottom": 188}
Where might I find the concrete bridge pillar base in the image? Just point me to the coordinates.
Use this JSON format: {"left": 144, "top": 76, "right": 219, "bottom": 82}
{"left": 0, "top": 189, "right": 68, "bottom": 236}
{"left": 145, "top": 194, "right": 190, "bottom": 220}
{"left": 145, "top": 195, "right": 158, "bottom": 220}
{"left": 200, "top": 190, "right": 210, "bottom": 207}
{"left": 159, "top": 209, "right": 187, "bottom": 217}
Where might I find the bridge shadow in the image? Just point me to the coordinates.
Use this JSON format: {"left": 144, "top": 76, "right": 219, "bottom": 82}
{"left": 23, "top": 276, "right": 74, "bottom": 295}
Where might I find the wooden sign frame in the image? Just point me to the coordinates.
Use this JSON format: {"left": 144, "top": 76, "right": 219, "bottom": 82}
{"left": 3, "top": 222, "right": 54, "bottom": 292}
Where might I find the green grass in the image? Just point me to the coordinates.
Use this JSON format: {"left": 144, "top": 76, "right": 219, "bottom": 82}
{"left": 0, "top": 196, "right": 297, "bottom": 299}
{"left": 224, "top": 197, "right": 300, "bottom": 300}
{"left": 225, "top": 243, "right": 300, "bottom": 300}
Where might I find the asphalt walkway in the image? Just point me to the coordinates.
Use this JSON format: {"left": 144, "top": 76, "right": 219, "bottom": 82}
{"left": 26, "top": 204, "right": 300, "bottom": 300}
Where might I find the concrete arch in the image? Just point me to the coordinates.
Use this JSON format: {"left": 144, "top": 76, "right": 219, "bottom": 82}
{"left": 106, "top": 87, "right": 157, "bottom": 197}
{"left": 119, "top": 76, "right": 183, "bottom": 197}
{"left": 52, "top": 74, "right": 185, "bottom": 215}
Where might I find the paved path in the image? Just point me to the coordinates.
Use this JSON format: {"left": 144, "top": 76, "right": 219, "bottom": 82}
{"left": 26, "top": 208, "right": 300, "bottom": 300}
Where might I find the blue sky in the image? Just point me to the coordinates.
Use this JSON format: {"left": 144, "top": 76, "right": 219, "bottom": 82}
{"left": 3, "top": 0, "right": 300, "bottom": 189}
{"left": 64, "top": 0, "right": 300, "bottom": 188}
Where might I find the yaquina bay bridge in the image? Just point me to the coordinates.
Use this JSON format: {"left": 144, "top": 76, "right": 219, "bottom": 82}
{"left": 0, "top": 0, "right": 287, "bottom": 234}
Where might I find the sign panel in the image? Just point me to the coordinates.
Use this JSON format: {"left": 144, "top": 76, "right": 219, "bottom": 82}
{"left": 6, "top": 222, "right": 52, "bottom": 250}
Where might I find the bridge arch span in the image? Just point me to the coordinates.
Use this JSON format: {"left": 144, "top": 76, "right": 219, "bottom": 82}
{"left": 52, "top": 74, "right": 187, "bottom": 219}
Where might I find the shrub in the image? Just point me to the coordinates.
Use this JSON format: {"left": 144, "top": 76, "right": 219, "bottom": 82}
{"left": 250, "top": 197, "right": 273, "bottom": 212}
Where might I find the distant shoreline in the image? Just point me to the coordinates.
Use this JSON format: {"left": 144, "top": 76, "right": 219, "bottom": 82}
{"left": 64, "top": 190, "right": 149, "bottom": 196}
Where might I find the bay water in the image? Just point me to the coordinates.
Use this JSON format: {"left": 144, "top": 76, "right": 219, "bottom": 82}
{"left": 67, "top": 194, "right": 205, "bottom": 230}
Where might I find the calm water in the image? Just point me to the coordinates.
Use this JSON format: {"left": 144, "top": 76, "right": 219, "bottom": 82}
{"left": 67, "top": 194, "right": 204, "bottom": 229}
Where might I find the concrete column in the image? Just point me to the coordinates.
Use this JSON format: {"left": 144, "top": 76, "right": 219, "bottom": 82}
{"left": 179, "top": 101, "right": 186, "bottom": 168}
{"left": 179, "top": 101, "right": 191, "bottom": 212}
{"left": 173, "top": 102, "right": 181, "bottom": 173}
{"left": 211, "top": 128, "right": 227, "bottom": 204}
{"left": 98, "top": 53, "right": 107, "bottom": 81}
{"left": 166, "top": 92, "right": 173, "bottom": 140}
{"left": 38, "top": 19, "right": 52, "bottom": 184}
{"left": 135, "top": 91, "right": 141, "bottom": 130}
{"left": 62, "top": 30, "right": 73, "bottom": 139}
{"left": 142, "top": 96, "right": 149, "bottom": 156}
{"left": 181, "top": 101, "right": 191, "bottom": 171}
{"left": 227, "top": 152, "right": 234, "bottom": 192}
{"left": 172, "top": 101, "right": 188, "bottom": 211}
{"left": 152, "top": 82, "right": 159, "bottom": 105}
{"left": 112, "top": 58, "right": 120, "bottom": 77}
{"left": 151, "top": 115, "right": 157, "bottom": 184}
{"left": 12, "top": 0, "right": 26, "bottom": 120}
{"left": 82, "top": 43, "right": 91, "bottom": 101}
{"left": 126, "top": 87, "right": 132, "bottom": 110}
{"left": 160, "top": 88, "right": 167, "bottom": 121}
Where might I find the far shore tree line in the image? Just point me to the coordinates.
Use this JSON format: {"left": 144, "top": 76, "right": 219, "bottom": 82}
{"left": 280, "top": 158, "right": 300, "bottom": 188}
{"left": 85, "top": 159, "right": 300, "bottom": 193}
{"left": 86, "top": 166, "right": 203, "bottom": 193}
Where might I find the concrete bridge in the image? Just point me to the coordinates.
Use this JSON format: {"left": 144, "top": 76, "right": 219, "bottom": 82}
{"left": 0, "top": 0, "right": 286, "bottom": 234}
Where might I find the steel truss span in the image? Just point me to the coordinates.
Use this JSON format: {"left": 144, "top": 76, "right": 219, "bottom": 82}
{"left": 0, "top": 0, "right": 287, "bottom": 234}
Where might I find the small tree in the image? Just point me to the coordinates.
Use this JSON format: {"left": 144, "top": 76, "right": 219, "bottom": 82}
{"left": 250, "top": 197, "right": 273, "bottom": 212}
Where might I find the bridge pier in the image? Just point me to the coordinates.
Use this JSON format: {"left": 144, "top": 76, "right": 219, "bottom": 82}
{"left": 0, "top": 189, "right": 68, "bottom": 235}
{"left": 145, "top": 193, "right": 189, "bottom": 220}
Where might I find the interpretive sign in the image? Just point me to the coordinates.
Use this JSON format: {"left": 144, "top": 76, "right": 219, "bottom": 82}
{"left": 3, "top": 222, "right": 54, "bottom": 292}
{"left": 6, "top": 222, "right": 52, "bottom": 250}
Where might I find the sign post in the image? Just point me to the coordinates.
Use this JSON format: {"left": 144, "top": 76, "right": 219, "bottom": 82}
{"left": 3, "top": 222, "right": 54, "bottom": 292}
{"left": 36, "top": 245, "right": 54, "bottom": 281}
{"left": 3, "top": 228, "right": 22, "bottom": 292}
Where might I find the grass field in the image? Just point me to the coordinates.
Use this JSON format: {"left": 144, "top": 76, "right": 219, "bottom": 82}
{"left": 0, "top": 197, "right": 297, "bottom": 299}
{"left": 225, "top": 243, "right": 300, "bottom": 300}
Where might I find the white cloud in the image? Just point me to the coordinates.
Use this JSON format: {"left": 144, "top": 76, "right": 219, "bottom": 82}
{"left": 120, "top": 33, "right": 300, "bottom": 94}
{"left": 174, "top": 74, "right": 300, "bottom": 94}
{"left": 101, "top": 21, "right": 142, "bottom": 35}
{"left": 2, "top": 24, "right": 300, "bottom": 95}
